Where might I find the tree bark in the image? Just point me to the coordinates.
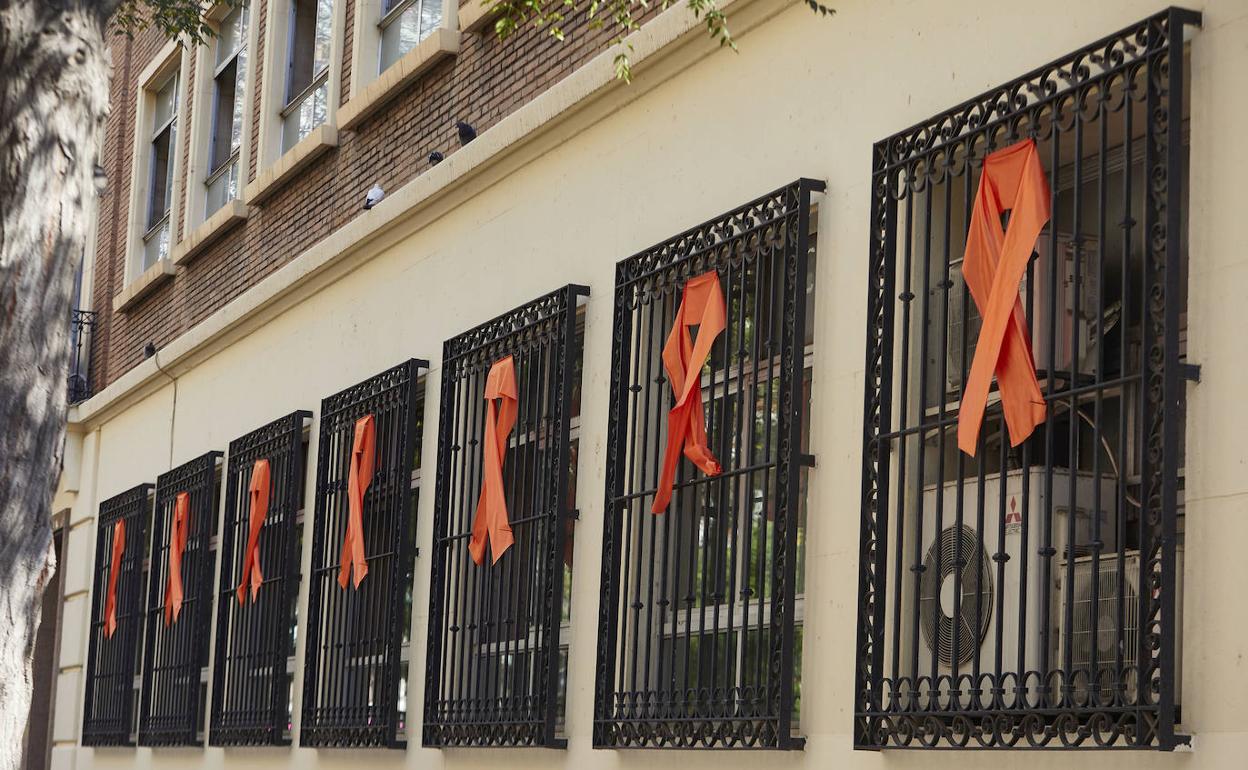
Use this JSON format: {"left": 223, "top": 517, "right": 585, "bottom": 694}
{"left": 0, "top": 2, "right": 113, "bottom": 767}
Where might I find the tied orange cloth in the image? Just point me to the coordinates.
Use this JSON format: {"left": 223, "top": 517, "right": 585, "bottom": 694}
{"left": 469, "top": 356, "right": 518, "bottom": 566}
{"left": 236, "top": 458, "right": 271, "bottom": 605}
{"left": 958, "top": 138, "right": 1051, "bottom": 457}
{"left": 164, "top": 492, "right": 191, "bottom": 626}
{"left": 338, "top": 415, "right": 376, "bottom": 589}
{"left": 103, "top": 520, "right": 125, "bottom": 639}
{"left": 652, "top": 270, "right": 727, "bottom": 514}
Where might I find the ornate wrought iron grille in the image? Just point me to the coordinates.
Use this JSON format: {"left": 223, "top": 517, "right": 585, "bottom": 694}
{"left": 68, "top": 309, "right": 96, "bottom": 404}
{"left": 423, "top": 284, "right": 587, "bottom": 748}
{"left": 594, "top": 180, "right": 822, "bottom": 749}
{"left": 210, "top": 411, "right": 311, "bottom": 746}
{"left": 854, "top": 8, "right": 1199, "bottom": 750}
{"left": 139, "top": 452, "right": 223, "bottom": 746}
{"left": 301, "top": 359, "right": 426, "bottom": 748}
{"left": 82, "top": 484, "right": 153, "bottom": 746}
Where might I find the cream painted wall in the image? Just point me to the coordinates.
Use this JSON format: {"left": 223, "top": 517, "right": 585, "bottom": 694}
{"left": 51, "top": 0, "right": 1248, "bottom": 768}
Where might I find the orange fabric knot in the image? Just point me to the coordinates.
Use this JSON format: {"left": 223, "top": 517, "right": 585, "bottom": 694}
{"left": 652, "top": 270, "right": 727, "bottom": 514}
{"left": 236, "top": 458, "right": 271, "bottom": 605}
{"left": 164, "top": 492, "right": 191, "bottom": 626}
{"left": 958, "top": 138, "right": 1051, "bottom": 456}
{"left": 103, "top": 519, "right": 125, "bottom": 639}
{"left": 338, "top": 414, "right": 376, "bottom": 589}
{"left": 469, "top": 356, "right": 518, "bottom": 566}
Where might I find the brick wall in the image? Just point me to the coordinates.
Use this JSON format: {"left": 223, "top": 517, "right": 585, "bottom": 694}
{"left": 89, "top": 1, "right": 655, "bottom": 393}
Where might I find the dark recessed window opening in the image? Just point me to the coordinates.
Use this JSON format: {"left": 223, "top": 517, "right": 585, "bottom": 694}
{"left": 854, "top": 7, "right": 1198, "bottom": 750}
{"left": 594, "top": 179, "right": 822, "bottom": 749}
{"left": 423, "top": 284, "right": 588, "bottom": 748}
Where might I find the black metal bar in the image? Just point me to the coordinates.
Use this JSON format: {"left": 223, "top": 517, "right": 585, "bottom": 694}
{"left": 68, "top": 309, "right": 97, "bottom": 404}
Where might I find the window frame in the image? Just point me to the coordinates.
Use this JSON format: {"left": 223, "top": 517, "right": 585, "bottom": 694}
{"left": 338, "top": 0, "right": 457, "bottom": 129}
{"left": 182, "top": 0, "right": 255, "bottom": 254}
{"left": 422, "top": 284, "right": 587, "bottom": 749}
{"left": 81, "top": 484, "right": 154, "bottom": 747}
{"left": 852, "top": 7, "right": 1199, "bottom": 751}
{"left": 118, "top": 42, "right": 187, "bottom": 305}
{"left": 248, "top": 0, "right": 345, "bottom": 204}
{"left": 592, "top": 179, "right": 822, "bottom": 750}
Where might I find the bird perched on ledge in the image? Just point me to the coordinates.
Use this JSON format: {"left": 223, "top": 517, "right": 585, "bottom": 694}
{"left": 363, "top": 183, "right": 385, "bottom": 210}
{"left": 429, "top": 151, "right": 444, "bottom": 166}
{"left": 456, "top": 120, "right": 477, "bottom": 146}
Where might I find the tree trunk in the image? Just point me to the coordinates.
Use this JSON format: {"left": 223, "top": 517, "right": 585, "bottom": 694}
{"left": 0, "top": 2, "right": 113, "bottom": 767}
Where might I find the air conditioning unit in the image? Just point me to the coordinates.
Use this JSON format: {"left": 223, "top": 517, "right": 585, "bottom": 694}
{"left": 944, "top": 233, "right": 1101, "bottom": 395}
{"left": 1057, "top": 548, "right": 1184, "bottom": 705}
{"left": 917, "top": 468, "right": 1116, "bottom": 676}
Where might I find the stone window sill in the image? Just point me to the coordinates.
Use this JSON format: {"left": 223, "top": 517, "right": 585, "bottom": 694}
{"left": 245, "top": 124, "right": 339, "bottom": 206}
{"left": 172, "top": 199, "right": 248, "bottom": 266}
{"left": 113, "top": 259, "right": 176, "bottom": 313}
{"left": 339, "top": 27, "right": 459, "bottom": 130}
{"left": 459, "top": 1, "right": 499, "bottom": 34}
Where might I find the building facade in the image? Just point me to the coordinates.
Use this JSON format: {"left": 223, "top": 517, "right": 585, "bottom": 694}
{"left": 37, "top": 0, "right": 1248, "bottom": 768}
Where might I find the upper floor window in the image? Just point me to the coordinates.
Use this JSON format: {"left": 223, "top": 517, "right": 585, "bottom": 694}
{"left": 853, "top": 7, "right": 1199, "bottom": 751}
{"left": 206, "top": 3, "right": 249, "bottom": 217}
{"left": 143, "top": 71, "right": 179, "bottom": 269}
{"left": 378, "top": 0, "right": 441, "bottom": 72}
{"left": 593, "top": 180, "right": 821, "bottom": 749}
{"left": 282, "top": 0, "right": 334, "bottom": 151}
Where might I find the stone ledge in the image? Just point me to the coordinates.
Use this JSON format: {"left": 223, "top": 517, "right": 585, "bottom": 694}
{"left": 172, "top": 199, "right": 249, "bottom": 266}
{"left": 244, "top": 123, "right": 339, "bottom": 205}
{"left": 112, "top": 258, "right": 176, "bottom": 313}
{"left": 340, "top": 27, "right": 460, "bottom": 130}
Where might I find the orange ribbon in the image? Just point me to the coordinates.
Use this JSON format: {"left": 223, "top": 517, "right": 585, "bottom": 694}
{"left": 103, "top": 519, "right": 125, "bottom": 639}
{"left": 652, "top": 270, "right": 727, "bottom": 514}
{"left": 338, "top": 415, "right": 376, "bottom": 589}
{"left": 469, "top": 356, "right": 518, "bottom": 566}
{"left": 236, "top": 458, "right": 271, "bottom": 605}
{"left": 164, "top": 492, "right": 190, "bottom": 626}
{"left": 958, "top": 138, "right": 1051, "bottom": 456}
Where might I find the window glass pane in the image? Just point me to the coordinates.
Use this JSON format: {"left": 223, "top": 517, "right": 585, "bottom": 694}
{"left": 152, "top": 73, "right": 178, "bottom": 130}
{"left": 379, "top": 0, "right": 442, "bottom": 72}
{"left": 142, "top": 220, "right": 169, "bottom": 270}
{"left": 215, "top": 5, "right": 248, "bottom": 68}
{"left": 281, "top": 80, "right": 327, "bottom": 151}
{"left": 210, "top": 59, "right": 238, "bottom": 170}
{"left": 314, "top": 0, "right": 333, "bottom": 73}
{"left": 148, "top": 124, "right": 174, "bottom": 228}
{"left": 204, "top": 160, "right": 238, "bottom": 218}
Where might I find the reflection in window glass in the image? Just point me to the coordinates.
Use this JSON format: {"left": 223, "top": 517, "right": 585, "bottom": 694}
{"left": 282, "top": 0, "right": 333, "bottom": 151}
{"left": 206, "top": 5, "right": 248, "bottom": 218}
{"left": 143, "top": 72, "right": 178, "bottom": 270}
{"left": 378, "top": 0, "right": 442, "bottom": 72}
